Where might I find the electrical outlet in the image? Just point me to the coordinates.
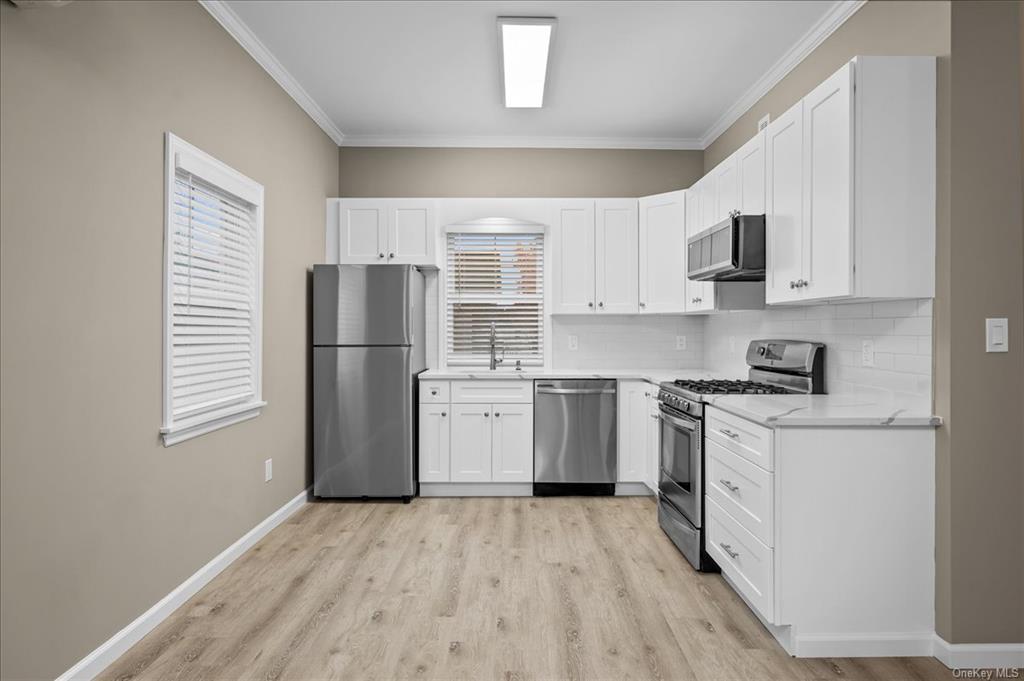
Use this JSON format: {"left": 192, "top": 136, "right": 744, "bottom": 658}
{"left": 264, "top": 458, "right": 273, "bottom": 482}
{"left": 675, "top": 335, "right": 687, "bottom": 351}
{"left": 861, "top": 340, "right": 875, "bottom": 367}
{"left": 567, "top": 334, "right": 578, "bottom": 351}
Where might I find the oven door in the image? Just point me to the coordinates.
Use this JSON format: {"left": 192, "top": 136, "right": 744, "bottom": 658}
{"left": 658, "top": 404, "right": 702, "bottom": 528}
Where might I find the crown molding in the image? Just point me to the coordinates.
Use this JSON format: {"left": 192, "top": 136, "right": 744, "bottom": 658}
{"left": 698, "top": 0, "right": 867, "bottom": 149}
{"left": 198, "top": 0, "right": 346, "bottom": 145}
{"left": 339, "top": 135, "right": 703, "bottom": 150}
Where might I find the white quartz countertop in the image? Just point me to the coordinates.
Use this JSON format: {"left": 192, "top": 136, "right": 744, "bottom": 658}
{"left": 419, "top": 368, "right": 726, "bottom": 385}
{"left": 707, "top": 394, "right": 942, "bottom": 428}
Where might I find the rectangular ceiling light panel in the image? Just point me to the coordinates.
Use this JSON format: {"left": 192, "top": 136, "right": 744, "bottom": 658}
{"left": 499, "top": 17, "right": 556, "bottom": 108}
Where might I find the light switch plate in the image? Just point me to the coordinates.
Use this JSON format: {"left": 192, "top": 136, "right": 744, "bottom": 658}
{"left": 264, "top": 458, "right": 273, "bottom": 482}
{"left": 567, "top": 335, "right": 579, "bottom": 351}
{"left": 861, "top": 339, "right": 875, "bottom": 367}
{"left": 985, "top": 318, "right": 1009, "bottom": 352}
{"left": 675, "top": 335, "right": 687, "bottom": 350}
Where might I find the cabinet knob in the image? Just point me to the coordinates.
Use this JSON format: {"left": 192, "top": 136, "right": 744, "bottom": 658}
{"left": 494, "top": 412, "right": 500, "bottom": 418}
{"left": 598, "top": 302, "right": 604, "bottom": 308}
{"left": 639, "top": 302, "right": 646, "bottom": 308}
{"left": 798, "top": 279, "right": 809, "bottom": 288}
{"left": 484, "top": 412, "right": 489, "bottom": 417}
{"left": 389, "top": 252, "right": 395, "bottom": 259}
{"left": 441, "top": 412, "right": 446, "bottom": 417}
{"left": 431, "top": 389, "right": 438, "bottom": 395}
{"left": 378, "top": 253, "right": 385, "bottom": 259}
{"left": 588, "top": 302, "right": 594, "bottom": 308}
{"left": 789, "top": 281, "right": 796, "bottom": 289}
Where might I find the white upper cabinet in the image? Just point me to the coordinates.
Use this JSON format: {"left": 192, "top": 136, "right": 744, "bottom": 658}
{"left": 333, "top": 199, "right": 436, "bottom": 265}
{"left": 713, "top": 156, "right": 740, "bottom": 222}
{"left": 551, "top": 201, "right": 596, "bottom": 314}
{"left": 595, "top": 200, "right": 639, "bottom": 314}
{"left": 639, "top": 190, "right": 687, "bottom": 314}
{"left": 552, "top": 200, "right": 638, "bottom": 315}
{"left": 765, "top": 101, "right": 806, "bottom": 304}
{"left": 737, "top": 130, "right": 766, "bottom": 215}
{"left": 764, "top": 56, "right": 936, "bottom": 304}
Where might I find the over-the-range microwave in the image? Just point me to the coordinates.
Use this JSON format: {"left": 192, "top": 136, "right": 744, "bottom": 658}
{"left": 687, "top": 213, "right": 766, "bottom": 282}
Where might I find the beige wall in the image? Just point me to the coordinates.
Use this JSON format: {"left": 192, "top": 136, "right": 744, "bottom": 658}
{"left": 0, "top": 2, "right": 338, "bottom": 678}
{"left": 937, "top": 0, "right": 1024, "bottom": 644}
{"left": 338, "top": 147, "right": 704, "bottom": 197}
{"left": 703, "top": 1, "right": 951, "bottom": 170}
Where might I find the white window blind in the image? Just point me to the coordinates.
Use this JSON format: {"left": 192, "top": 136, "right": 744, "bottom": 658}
{"left": 446, "top": 231, "right": 544, "bottom": 366}
{"left": 162, "top": 134, "right": 264, "bottom": 446}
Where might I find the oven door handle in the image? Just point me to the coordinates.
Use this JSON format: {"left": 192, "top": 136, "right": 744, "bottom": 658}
{"left": 659, "top": 406, "right": 698, "bottom": 431}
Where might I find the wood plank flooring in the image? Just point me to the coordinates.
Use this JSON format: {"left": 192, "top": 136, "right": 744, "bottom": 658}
{"left": 100, "top": 497, "right": 956, "bottom": 680}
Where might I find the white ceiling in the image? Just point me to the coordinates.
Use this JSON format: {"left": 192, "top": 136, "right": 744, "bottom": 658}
{"left": 213, "top": 0, "right": 859, "bottom": 148}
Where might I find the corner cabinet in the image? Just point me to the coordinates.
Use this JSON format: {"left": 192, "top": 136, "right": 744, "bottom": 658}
{"left": 764, "top": 56, "right": 936, "bottom": 304}
{"left": 328, "top": 199, "right": 437, "bottom": 266}
{"left": 551, "top": 200, "right": 638, "bottom": 314}
{"left": 618, "top": 380, "right": 660, "bottom": 493}
{"left": 639, "top": 191, "right": 688, "bottom": 314}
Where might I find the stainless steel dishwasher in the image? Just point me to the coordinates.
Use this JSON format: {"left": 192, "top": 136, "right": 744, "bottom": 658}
{"left": 533, "top": 379, "right": 617, "bottom": 495}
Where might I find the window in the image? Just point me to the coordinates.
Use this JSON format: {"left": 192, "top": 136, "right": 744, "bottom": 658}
{"left": 445, "top": 225, "right": 544, "bottom": 367}
{"left": 161, "top": 133, "right": 264, "bottom": 446}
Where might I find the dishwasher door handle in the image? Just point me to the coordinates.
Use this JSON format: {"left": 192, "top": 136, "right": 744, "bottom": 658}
{"left": 535, "top": 387, "right": 617, "bottom": 395}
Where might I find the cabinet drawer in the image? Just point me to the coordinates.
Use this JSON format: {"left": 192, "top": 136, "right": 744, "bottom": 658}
{"left": 420, "top": 380, "right": 450, "bottom": 404}
{"left": 706, "top": 497, "right": 775, "bottom": 624}
{"left": 706, "top": 407, "right": 774, "bottom": 471}
{"left": 450, "top": 380, "right": 532, "bottom": 404}
{"left": 706, "top": 440, "right": 774, "bottom": 547}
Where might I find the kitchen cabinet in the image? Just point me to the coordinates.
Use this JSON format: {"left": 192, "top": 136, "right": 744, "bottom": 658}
{"left": 418, "top": 404, "right": 450, "bottom": 482}
{"left": 682, "top": 189, "right": 716, "bottom": 313}
{"left": 763, "top": 56, "right": 936, "bottom": 304}
{"left": 645, "top": 389, "right": 660, "bottom": 493}
{"left": 491, "top": 404, "right": 533, "bottom": 482}
{"left": 551, "top": 200, "right": 638, "bottom": 314}
{"left": 638, "top": 190, "right": 687, "bottom": 314}
{"left": 618, "top": 380, "right": 661, "bottom": 493}
{"left": 712, "top": 155, "right": 739, "bottom": 224}
{"left": 737, "top": 130, "right": 766, "bottom": 215}
{"left": 333, "top": 199, "right": 436, "bottom": 266}
{"left": 450, "top": 403, "right": 492, "bottom": 482}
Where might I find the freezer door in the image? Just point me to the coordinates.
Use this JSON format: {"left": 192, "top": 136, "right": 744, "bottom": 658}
{"left": 313, "top": 264, "right": 414, "bottom": 346}
{"left": 313, "top": 346, "right": 415, "bottom": 497}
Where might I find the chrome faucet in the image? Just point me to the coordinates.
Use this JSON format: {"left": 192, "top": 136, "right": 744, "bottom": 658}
{"left": 489, "top": 322, "right": 504, "bottom": 370}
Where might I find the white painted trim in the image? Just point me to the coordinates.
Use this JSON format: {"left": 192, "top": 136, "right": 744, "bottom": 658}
{"left": 198, "top": 0, "right": 346, "bottom": 145}
{"left": 55, "top": 488, "right": 309, "bottom": 681}
{"left": 932, "top": 635, "right": 1024, "bottom": 670}
{"left": 419, "top": 482, "right": 533, "bottom": 497}
{"left": 699, "top": 0, "right": 867, "bottom": 149}
{"left": 340, "top": 135, "right": 703, "bottom": 150}
{"left": 614, "top": 482, "right": 654, "bottom": 496}
{"left": 793, "top": 631, "right": 936, "bottom": 658}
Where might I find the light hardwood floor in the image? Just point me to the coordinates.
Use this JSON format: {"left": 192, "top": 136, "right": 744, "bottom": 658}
{"left": 100, "top": 497, "right": 955, "bottom": 680}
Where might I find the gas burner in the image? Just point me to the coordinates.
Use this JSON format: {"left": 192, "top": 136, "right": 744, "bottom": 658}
{"left": 672, "top": 379, "right": 792, "bottom": 395}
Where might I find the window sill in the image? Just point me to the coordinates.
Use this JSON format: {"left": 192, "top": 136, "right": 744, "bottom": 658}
{"left": 161, "top": 401, "right": 266, "bottom": 446}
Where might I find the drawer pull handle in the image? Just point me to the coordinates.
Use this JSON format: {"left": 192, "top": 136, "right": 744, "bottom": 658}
{"left": 720, "top": 543, "right": 740, "bottom": 559}
{"left": 719, "top": 479, "right": 740, "bottom": 493}
{"left": 720, "top": 428, "right": 739, "bottom": 439}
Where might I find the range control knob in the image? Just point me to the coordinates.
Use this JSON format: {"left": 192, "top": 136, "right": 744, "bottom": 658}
{"left": 757, "top": 346, "right": 766, "bottom": 356}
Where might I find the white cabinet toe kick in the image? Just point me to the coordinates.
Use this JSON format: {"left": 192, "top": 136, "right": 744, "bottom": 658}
{"left": 704, "top": 405, "right": 936, "bottom": 659}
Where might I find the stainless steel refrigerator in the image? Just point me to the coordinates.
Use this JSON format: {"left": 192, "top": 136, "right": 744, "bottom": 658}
{"left": 313, "top": 264, "right": 425, "bottom": 500}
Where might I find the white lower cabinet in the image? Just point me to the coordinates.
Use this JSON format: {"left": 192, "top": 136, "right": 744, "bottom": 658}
{"left": 450, "top": 404, "right": 493, "bottom": 482}
{"left": 422, "top": 381, "right": 533, "bottom": 485}
{"left": 491, "top": 404, "right": 533, "bottom": 482}
{"left": 418, "top": 404, "right": 450, "bottom": 482}
{"left": 706, "top": 496, "right": 775, "bottom": 623}
{"left": 617, "top": 380, "right": 660, "bottom": 492}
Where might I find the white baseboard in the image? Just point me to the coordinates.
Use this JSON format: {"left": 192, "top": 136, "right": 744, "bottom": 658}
{"left": 793, "top": 631, "right": 935, "bottom": 658}
{"left": 615, "top": 482, "right": 654, "bottom": 496}
{"left": 419, "top": 482, "right": 532, "bottom": 497}
{"left": 56, "top": 487, "right": 310, "bottom": 681}
{"left": 933, "top": 634, "right": 1024, "bottom": 670}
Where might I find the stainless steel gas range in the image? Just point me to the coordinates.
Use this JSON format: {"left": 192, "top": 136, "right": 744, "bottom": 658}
{"left": 656, "top": 339, "right": 825, "bottom": 571}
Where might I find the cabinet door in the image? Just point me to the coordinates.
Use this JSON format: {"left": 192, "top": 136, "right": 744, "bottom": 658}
{"left": 387, "top": 200, "right": 436, "bottom": 265}
{"left": 765, "top": 101, "right": 805, "bottom": 304}
{"left": 617, "top": 381, "right": 649, "bottom": 483}
{"left": 646, "top": 392, "right": 660, "bottom": 492}
{"left": 639, "top": 191, "right": 686, "bottom": 314}
{"left": 339, "top": 200, "right": 386, "bottom": 264}
{"left": 450, "top": 404, "right": 492, "bottom": 482}
{"left": 595, "top": 200, "right": 639, "bottom": 314}
{"left": 492, "top": 404, "right": 533, "bottom": 482}
{"left": 714, "top": 156, "right": 740, "bottom": 222}
{"left": 687, "top": 279, "right": 716, "bottom": 313}
{"left": 418, "top": 404, "right": 450, "bottom": 482}
{"left": 802, "top": 62, "right": 854, "bottom": 301}
{"left": 551, "top": 201, "right": 596, "bottom": 314}
{"left": 738, "top": 130, "right": 766, "bottom": 215}
{"left": 684, "top": 183, "right": 702, "bottom": 237}
{"left": 699, "top": 173, "right": 719, "bottom": 232}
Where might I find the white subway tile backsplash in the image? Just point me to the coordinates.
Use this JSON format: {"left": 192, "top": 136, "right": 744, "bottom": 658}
{"left": 552, "top": 315, "right": 704, "bottom": 370}
{"left": 893, "top": 316, "right": 933, "bottom": 336}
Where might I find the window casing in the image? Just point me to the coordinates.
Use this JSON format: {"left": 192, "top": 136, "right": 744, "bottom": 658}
{"left": 445, "top": 226, "right": 544, "bottom": 367}
{"left": 162, "top": 133, "right": 265, "bottom": 445}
